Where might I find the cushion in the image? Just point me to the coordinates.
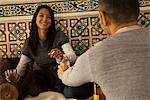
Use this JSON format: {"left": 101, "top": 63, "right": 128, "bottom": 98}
{"left": 0, "top": 82, "right": 19, "bottom": 100}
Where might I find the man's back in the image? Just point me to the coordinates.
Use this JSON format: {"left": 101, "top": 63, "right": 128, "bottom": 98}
{"left": 89, "top": 27, "right": 150, "bottom": 100}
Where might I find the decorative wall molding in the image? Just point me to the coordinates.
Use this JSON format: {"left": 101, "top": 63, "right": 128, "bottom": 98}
{"left": 0, "top": 0, "right": 66, "bottom": 4}
{"left": 0, "top": 0, "right": 150, "bottom": 6}
{"left": 0, "top": 0, "right": 98, "bottom": 17}
{"left": 0, "top": 0, "right": 149, "bottom": 18}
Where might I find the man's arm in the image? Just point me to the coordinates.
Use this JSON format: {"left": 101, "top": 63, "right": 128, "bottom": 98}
{"left": 58, "top": 50, "right": 93, "bottom": 87}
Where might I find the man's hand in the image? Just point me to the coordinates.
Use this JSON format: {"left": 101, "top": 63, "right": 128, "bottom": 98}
{"left": 5, "top": 69, "right": 20, "bottom": 83}
{"left": 57, "top": 63, "right": 69, "bottom": 79}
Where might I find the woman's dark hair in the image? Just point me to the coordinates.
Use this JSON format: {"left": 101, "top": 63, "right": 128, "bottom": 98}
{"left": 29, "top": 5, "right": 56, "bottom": 55}
{"left": 99, "top": 0, "right": 140, "bottom": 24}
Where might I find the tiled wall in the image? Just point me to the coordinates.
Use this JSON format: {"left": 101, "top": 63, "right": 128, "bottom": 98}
{"left": 0, "top": 0, "right": 150, "bottom": 58}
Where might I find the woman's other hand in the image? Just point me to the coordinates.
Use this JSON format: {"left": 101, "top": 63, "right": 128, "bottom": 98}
{"left": 5, "top": 69, "right": 20, "bottom": 83}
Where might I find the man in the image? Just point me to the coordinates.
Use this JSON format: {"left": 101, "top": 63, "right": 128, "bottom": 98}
{"left": 58, "top": 0, "right": 150, "bottom": 100}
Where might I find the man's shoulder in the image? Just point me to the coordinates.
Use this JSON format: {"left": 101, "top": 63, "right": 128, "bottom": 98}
{"left": 86, "top": 27, "right": 150, "bottom": 54}
{"left": 119, "top": 27, "right": 149, "bottom": 35}
{"left": 109, "top": 27, "right": 149, "bottom": 40}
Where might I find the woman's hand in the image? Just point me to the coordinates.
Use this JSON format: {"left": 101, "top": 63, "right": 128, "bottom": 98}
{"left": 48, "top": 48, "right": 64, "bottom": 61}
{"left": 5, "top": 69, "right": 20, "bottom": 83}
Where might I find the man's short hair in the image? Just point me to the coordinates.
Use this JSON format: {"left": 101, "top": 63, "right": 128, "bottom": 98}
{"left": 98, "top": 0, "right": 140, "bottom": 24}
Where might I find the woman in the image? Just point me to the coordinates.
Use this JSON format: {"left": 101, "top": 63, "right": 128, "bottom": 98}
{"left": 5, "top": 5, "right": 76, "bottom": 98}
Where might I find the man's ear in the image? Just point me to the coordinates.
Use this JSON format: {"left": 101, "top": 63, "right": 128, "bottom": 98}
{"left": 99, "top": 11, "right": 110, "bottom": 26}
{"left": 99, "top": 11, "right": 107, "bottom": 26}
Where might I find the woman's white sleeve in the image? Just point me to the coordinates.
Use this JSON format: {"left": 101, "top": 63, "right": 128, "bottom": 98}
{"left": 16, "top": 54, "right": 32, "bottom": 77}
{"left": 61, "top": 43, "right": 77, "bottom": 64}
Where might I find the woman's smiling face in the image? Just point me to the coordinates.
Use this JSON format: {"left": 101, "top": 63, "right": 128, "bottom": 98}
{"left": 36, "top": 8, "right": 52, "bottom": 31}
